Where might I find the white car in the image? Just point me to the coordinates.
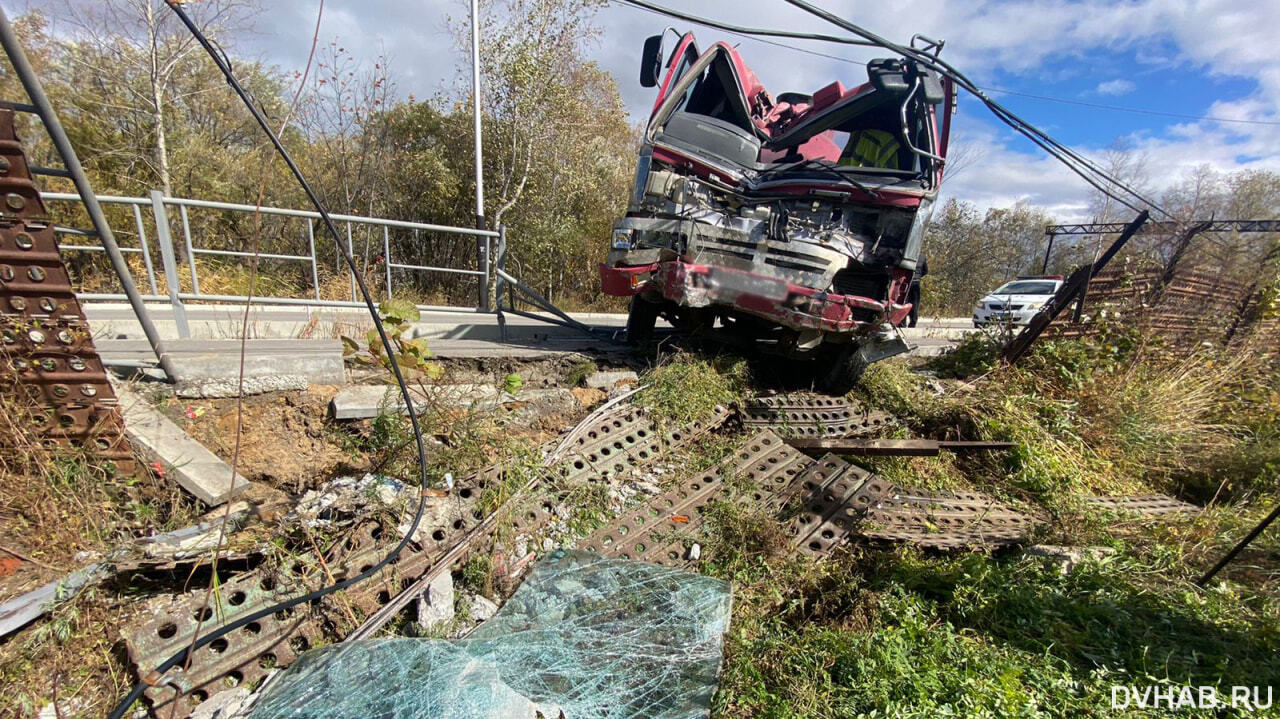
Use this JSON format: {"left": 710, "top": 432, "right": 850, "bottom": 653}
{"left": 972, "top": 277, "right": 1063, "bottom": 328}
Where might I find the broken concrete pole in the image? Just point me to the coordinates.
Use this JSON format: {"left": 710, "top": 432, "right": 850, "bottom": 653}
{"left": 415, "top": 571, "right": 456, "bottom": 631}
{"left": 584, "top": 370, "right": 639, "bottom": 389}
{"left": 175, "top": 374, "right": 309, "bottom": 399}
{"left": 116, "top": 386, "right": 251, "bottom": 505}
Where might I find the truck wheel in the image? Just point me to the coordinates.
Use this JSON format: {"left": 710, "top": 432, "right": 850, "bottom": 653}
{"left": 817, "top": 345, "right": 868, "bottom": 395}
{"left": 626, "top": 296, "right": 660, "bottom": 344}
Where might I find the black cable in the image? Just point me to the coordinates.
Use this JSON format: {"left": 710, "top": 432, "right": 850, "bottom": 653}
{"left": 107, "top": 4, "right": 437, "bottom": 718}
{"left": 777, "top": 0, "right": 1171, "bottom": 218}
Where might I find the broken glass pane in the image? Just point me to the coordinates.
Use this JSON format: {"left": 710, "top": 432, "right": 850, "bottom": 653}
{"left": 249, "top": 550, "right": 733, "bottom": 719}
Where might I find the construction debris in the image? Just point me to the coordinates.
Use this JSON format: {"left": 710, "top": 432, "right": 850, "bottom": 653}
{"left": 0, "top": 558, "right": 116, "bottom": 638}
{"left": 415, "top": 572, "right": 455, "bottom": 632}
{"left": 584, "top": 369, "right": 639, "bottom": 389}
{"left": 740, "top": 393, "right": 895, "bottom": 438}
{"left": 785, "top": 437, "right": 1017, "bottom": 456}
{"left": 248, "top": 551, "right": 733, "bottom": 719}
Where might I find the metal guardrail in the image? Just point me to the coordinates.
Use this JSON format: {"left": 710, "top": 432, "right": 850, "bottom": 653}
{"left": 41, "top": 190, "right": 501, "bottom": 337}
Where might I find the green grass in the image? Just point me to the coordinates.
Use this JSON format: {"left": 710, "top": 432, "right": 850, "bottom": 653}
{"left": 635, "top": 354, "right": 751, "bottom": 427}
{"left": 710, "top": 540, "right": 1280, "bottom": 719}
{"left": 699, "top": 335, "right": 1280, "bottom": 718}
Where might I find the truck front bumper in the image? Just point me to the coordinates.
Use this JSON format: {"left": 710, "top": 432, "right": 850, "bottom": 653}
{"left": 601, "top": 260, "right": 911, "bottom": 335}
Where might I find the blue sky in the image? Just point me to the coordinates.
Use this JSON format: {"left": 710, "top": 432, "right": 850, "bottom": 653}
{"left": 34, "top": 0, "right": 1280, "bottom": 220}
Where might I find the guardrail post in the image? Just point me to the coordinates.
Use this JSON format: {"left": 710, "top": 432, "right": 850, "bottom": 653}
{"left": 131, "top": 203, "right": 159, "bottom": 295}
{"left": 382, "top": 225, "right": 392, "bottom": 299}
{"left": 477, "top": 228, "right": 491, "bottom": 312}
{"left": 150, "top": 189, "right": 190, "bottom": 338}
{"left": 179, "top": 204, "right": 199, "bottom": 295}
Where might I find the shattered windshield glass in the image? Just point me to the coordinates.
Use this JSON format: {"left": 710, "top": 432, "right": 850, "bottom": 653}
{"left": 249, "top": 550, "right": 734, "bottom": 719}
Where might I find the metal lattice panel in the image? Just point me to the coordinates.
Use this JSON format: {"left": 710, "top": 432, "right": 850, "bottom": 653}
{"left": 126, "top": 403, "right": 723, "bottom": 716}
{"left": 860, "top": 488, "right": 1040, "bottom": 550}
{"left": 1083, "top": 494, "right": 1197, "bottom": 516}
{"left": 741, "top": 393, "right": 894, "bottom": 438}
{"left": 0, "top": 108, "right": 133, "bottom": 472}
{"left": 788, "top": 458, "right": 888, "bottom": 557}
{"left": 558, "top": 405, "right": 728, "bottom": 485}
{"left": 581, "top": 430, "right": 812, "bottom": 566}
{"left": 126, "top": 470, "right": 505, "bottom": 716}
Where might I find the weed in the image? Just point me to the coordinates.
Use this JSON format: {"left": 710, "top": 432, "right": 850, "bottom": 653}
{"left": 563, "top": 359, "right": 597, "bottom": 387}
{"left": 636, "top": 353, "right": 750, "bottom": 427}
{"left": 501, "top": 373, "right": 524, "bottom": 395}
{"left": 927, "top": 330, "right": 1003, "bottom": 379}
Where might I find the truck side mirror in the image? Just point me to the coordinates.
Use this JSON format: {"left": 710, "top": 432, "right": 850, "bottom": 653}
{"left": 640, "top": 35, "right": 664, "bottom": 88}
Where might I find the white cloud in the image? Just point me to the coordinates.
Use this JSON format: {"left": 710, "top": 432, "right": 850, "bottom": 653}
{"left": 1095, "top": 79, "right": 1136, "bottom": 96}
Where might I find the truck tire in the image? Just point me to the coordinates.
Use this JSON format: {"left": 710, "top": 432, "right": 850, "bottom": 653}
{"left": 626, "top": 296, "right": 660, "bottom": 344}
{"left": 817, "top": 345, "right": 868, "bottom": 395}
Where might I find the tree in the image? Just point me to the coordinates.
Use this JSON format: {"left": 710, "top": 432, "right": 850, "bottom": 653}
{"left": 53, "top": 0, "right": 258, "bottom": 196}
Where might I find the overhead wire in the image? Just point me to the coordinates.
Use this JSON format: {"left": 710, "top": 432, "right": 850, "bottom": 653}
{"left": 106, "top": 3, "right": 439, "bottom": 718}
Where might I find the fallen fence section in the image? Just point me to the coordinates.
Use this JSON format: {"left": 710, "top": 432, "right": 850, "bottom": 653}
{"left": 126, "top": 403, "right": 729, "bottom": 717}
{"left": 1083, "top": 494, "right": 1198, "bottom": 517}
{"left": 583, "top": 431, "right": 1044, "bottom": 566}
{"left": 740, "top": 393, "right": 896, "bottom": 438}
{"left": 785, "top": 437, "right": 1017, "bottom": 456}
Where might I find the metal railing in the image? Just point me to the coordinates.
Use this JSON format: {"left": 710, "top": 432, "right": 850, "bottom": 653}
{"left": 41, "top": 190, "right": 501, "bottom": 337}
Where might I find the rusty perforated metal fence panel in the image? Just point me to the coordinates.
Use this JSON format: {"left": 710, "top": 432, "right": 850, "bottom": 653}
{"left": 0, "top": 108, "right": 133, "bottom": 474}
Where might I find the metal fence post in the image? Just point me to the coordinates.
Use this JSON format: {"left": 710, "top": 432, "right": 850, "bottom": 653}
{"left": 382, "top": 225, "right": 392, "bottom": 299}
{"left": 131, "top": 203, "right": 159, "bottom": 295}
{"left": 478, "top": 230, "right": 491, "bottom": 312}
{"left": 150, "top": 189, "right": 190, "bottom": 338}
{"left": 346, "top": 221, "right": 356, "bottom": 303}
{"left": 495, "top": 225, "right": 507, "bottom": 339}
{"left": 307, "top": 220, "right": 321, "bottom": 301}
{"left": 179, "top": 204, "right": 199, "bottom": 295}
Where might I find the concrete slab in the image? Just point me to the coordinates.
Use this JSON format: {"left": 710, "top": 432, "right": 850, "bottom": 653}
{"left": 330, "top": 383, "right": 502, "bottom": 420}
{"left": 585, "top": 370, "right": 639, "bottom": 388}
{"left": 97, "top": 338, "right": 345, "bottom": 385}
{"left": 116, "top": 386, "right": 251, "bottom": 505}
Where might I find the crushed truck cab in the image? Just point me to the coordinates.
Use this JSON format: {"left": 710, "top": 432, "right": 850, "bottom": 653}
{"left": 602, "top": 31, "right": 955, "bottom": 392}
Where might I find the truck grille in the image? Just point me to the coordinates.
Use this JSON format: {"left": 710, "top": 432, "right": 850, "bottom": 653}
{"left": 832, "top": 265, "right": 887, "bottom": 299}
{"left": 688, "top": 235, "right": 836, "bottom": 287}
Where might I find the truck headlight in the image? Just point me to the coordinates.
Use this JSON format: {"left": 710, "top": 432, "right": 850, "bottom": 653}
{"left": 612, "top": 228, "right": 634, "bottom": 250}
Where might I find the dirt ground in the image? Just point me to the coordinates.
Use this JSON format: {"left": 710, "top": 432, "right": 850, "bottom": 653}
{"left": 160, "top": 386, "right": 353, "bottom": 494}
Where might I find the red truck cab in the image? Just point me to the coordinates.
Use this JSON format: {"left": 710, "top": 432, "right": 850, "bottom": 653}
{"left": 601, "top": 31, "right": 955, "bottom": 392}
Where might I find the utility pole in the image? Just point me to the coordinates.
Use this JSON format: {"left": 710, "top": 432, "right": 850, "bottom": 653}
{"left": 470, "top": 0, "right": 489, "bottom": 311}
